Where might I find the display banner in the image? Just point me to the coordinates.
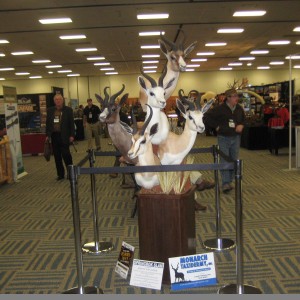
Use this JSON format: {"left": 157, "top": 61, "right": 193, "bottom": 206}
{"left": 168, "top": 252, "right": 217, "bottom": 291}
{"left": 3, "top": 86, "right": 26, "bottom": 181}
{"left": 115, "top": 241, "right": 135, "bottom": 279}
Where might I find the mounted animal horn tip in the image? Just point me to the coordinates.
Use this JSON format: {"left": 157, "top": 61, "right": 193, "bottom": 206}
{"left": 110, "top": 84, "right": 125, "bottom": 103}
{"left": 195, "top": 98, "right": 202, "bottom": 110}
{"left": 178, "top": 89, "right": 186, "bottom": 101}
{"left": 140, "top": 66, "right": 157, "bottom": 88}
{"left": 160, "top": 34, "right": 176, "bottom": 50}
{"left": 140, "top": 104, "right": 153, "bottom": 135}
{"left": 178, "top": 29, "right": 186, "bottom": 50}
{"left": 103, "top": 86, "right": 110, "bottom": 103}
{"left": 158, "top": 66, "right": 167, "bottom": 87}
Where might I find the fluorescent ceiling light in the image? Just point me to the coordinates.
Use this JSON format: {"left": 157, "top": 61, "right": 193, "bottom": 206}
{"left": 0, "top": 67, "right": 14, "bottom": 71}
{"left": 269, "top": 61, "right": 284, "bottom": 65}
{"left": 141, "top": 45, "right": 160, "bottom": 49}
{"left": 220, "top": 67, "right": 232, "bottom": 70}
{"left": 296, "top": 41, "right": 300, "bottom": 45}
{"left": 48, "top": 71, "right": 54, "bottom": 74}
{"left": 143, "top": 66, "right": 158, "bottom": 69}
{"left": 239, "top": 56, "right": 255, "bottom": 61}
{"left": 105, "top": 72, "right": 118, "bottom": 75}
{"left": 11, "top": 51, "right": 34, "bottom": 55}
{"left": 142, "top": 60, "right": 159, "bottom": 64}
{"left": 87, "top": 56, "right": 105, "bottom": 60}
{"left": 67, "top": 74, "right": 80, "bottom": 77}
{"left": 205, "top": 42, "right": 227, "bottom": 46}
{"left": 137, "top": 14, "right": 169, "bottom": 20}
{"left": 0, "top": 40, "right": 9, "bottom": 44}
{"left": 268, "top": 40, "right": 290, "bottom": 45}
{"left": 285, "top": 55, "right": 300, "bottom": 59}
{"left": 15, "top": 72, "right": 30, "bottom": 75}
{"left": 197, "top": 52, "right": 215, "bottom": 56}
{"left": 185, "top": 69, "right": 195, "bottom": 72}
{"left": 39, "top": 18, "right": 72, "bottom": 24}
{"left": 250, "top": 50, "right": 269, "bottom": 54}
{"left": 217, "top": 28, "right": 244, "bottom": 33}
{"left": 57, "top": 70, "right": 72, "bottom": 73}
{"left": 257, "top": 66, "right": 270, "bottom": 69}
{"left": 100, "top": 67, "right": 114, "bottom": 71}
{"left": 59, "top": 34, "right": 86, "bottom": 40}
{"left": 46, "top": 65, "right": 62, "bottom": 68}
{"left": 139, "top": 31, "right": 165, "bottom": 36}
{"left": 247, "top": 63, "right": 252, "bottom": 66}
{"left": 29, "top": 76, "right": 42, "bottom": 79}
{"left": 294, "top": 65, "right": 300, "bottom": 68}
{"left": 293, "top": 26, "right": 300, "bottom": 32}
{"left": 94, "top": 62, "right": 110, "bottom": 66}
{"left": 233, "top": 10, "right": 266, "bottom": 17}
{"left": 76, "top": 48, "right": 97, "bottom": 52}
{"left": 32, "top": 59, "right": 51, "bottom": 63}
{"left": 0, "top": 53, "right": 5, "bottom": 57}
{"left": 186, "top": 64, "right": 200, "bottom": 67}
{"left": 228, "top": 62, "right": 243, "bottom": 66}
{"left": 0, "top": 78, "right": 5, "bottom": 80}
{"left": 144, "top": 70, "right": 156, "bottom": 73}
{"left": 142, "top": 54, "right": 160, "bottom": 58}
{"left": 191, "top": 58, "right": 207, "bottom": 62}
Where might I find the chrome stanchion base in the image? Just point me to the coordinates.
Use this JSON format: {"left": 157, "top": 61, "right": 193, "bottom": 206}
{"left": 62, "top": 286, "right": 104, "bottom": 294}
{"left": 218, "top": 283, "right": 262, "bottom": 294}
{"left": 82, "top": 241, "right": 114, "bottom": 254}
{"left": 203, "top": 238, "right": 235, "bottom": 251}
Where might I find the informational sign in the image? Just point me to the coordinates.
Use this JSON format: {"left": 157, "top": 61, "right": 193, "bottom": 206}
{"left": 168, "top": 252, "right": 217, "bottom": 291}
{"left": 129, "top": 259, "right": 164, "bottom": 290}
{"left": 115, "top": 241, "right": 135, "bottom": 279}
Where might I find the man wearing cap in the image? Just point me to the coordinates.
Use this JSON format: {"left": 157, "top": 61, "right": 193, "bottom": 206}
{"left": 204, "top": 88, "right": 245, "bottom": 193}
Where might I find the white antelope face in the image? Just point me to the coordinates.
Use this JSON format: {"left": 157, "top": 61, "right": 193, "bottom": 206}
{"left": 128, "top": 133, "right": 149, "bottom": 159}
{"left": 146, "top": 86, "right": 166, "bottom": 109}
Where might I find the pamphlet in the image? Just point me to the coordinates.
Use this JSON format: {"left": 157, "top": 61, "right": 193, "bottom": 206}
{"left": 115, "top": 241, "right": 135, "bottom": 279}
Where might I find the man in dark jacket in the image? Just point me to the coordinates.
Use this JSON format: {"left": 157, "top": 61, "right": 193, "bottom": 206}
{"left": 46, "top": 93, "right": 75, "bottom": 181}
{"left": 204, "top": 88, "right": 245, "bottom": 193}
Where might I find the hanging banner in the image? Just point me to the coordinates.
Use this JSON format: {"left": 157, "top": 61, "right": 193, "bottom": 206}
{"left": 3, "top": 86, "right": 26, "bottom": 181}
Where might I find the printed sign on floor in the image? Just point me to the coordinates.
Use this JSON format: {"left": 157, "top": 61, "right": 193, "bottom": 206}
{"left": 129, "top": 259, "right": 164, "bottom": 290}
{"left": 115, "top": 241, "right": 135, "bottom": 279}
{"left": 168, "top": 252, "right": 217, "bottom": 291}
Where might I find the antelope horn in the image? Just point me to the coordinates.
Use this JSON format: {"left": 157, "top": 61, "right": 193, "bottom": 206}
{"left": 131, "top": 108, "right": 138, "bottom": 135}
{"left": 140, "top": 66, "right": 157, "bottom": 87}
{"left": 140, "top": 104, "right": 153, "bottom": 136}
{"left": 178, "top": 29, "right": 186, "bottom": 51}
{"left": 103, "top": 86, "right": 110, "bottom": 105}
{"left": 178, "top": 89, "right": 186, "bottom": 102}
{"left": 160, "top": 33, "right": 176, "bottom": 50}
{"left": 110, "top": 84, "right": 125, "bottom": 104}
{"left": 158, "top": 66, "right": 167, "bottom": 87}
{"left": 194, "top": 98, "right": 202, "bottom": 110}
{"left": 179, "top": 89, "right": 195, "bottom": 111}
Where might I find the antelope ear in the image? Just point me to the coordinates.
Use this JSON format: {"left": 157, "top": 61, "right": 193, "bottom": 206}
{"left": 158, "top": 39, "right": 168, "bottom": 56}
{"left": 202, "top": 99, "right": 214, "bottom": 114}
{"left": 95, "top": 93, "right": 104, "bottom": 105}
{"left": 176, "top": 98, "right": 187, "bottom": 116}
{"left": 164, "top": 77, "right": 176, "bottom": 90}
{"left": 138, "top": 76, "right": 147, "bottom": 90}
{"left": 184, "top": 41, "right": 197, "bottom": 57}
{"left": 119, "top": 93, "right": 129, "bottom": 106}
{"left": 150, "top": 123, "right": 159, "bottom": 136}
{"left": 120, "top": 121, "right": 133, "bottom": 135}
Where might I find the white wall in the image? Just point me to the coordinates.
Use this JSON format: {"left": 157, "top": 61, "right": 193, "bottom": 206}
{"left": 2, "top": 68, "right": 300, "bottom": 105}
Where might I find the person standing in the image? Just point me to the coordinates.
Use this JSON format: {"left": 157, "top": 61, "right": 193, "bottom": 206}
{"left": 46, "top": 93, "right": 75, "bottom": 181}
{"left": 83, "top": 98, "right": 101, "bottom": 150}
{"left": 204, "top": 88, "right": 245, "bottom": 193}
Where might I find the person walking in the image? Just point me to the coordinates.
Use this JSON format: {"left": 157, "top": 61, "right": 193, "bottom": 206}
{"left": 46, "top": 93, "right": 75, "bottom": 181}
{"left": 83, "top": 98, "right": 101, "bottom": 150}
{"left": 204, "top": 88, "right": 245, "bottom": 193}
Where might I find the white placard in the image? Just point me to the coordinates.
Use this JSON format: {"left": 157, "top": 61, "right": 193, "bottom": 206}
{"left": 129, "top": 259, "right": 164, "bottom": 290}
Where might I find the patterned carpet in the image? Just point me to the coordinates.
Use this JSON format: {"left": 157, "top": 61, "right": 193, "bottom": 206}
{"left": 0, "top": 134, "right": 299, "bottom": 294}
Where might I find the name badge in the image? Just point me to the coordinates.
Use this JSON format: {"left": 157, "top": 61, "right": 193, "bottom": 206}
{"left": 229, "top": 119, "right": 235, "bottom": 128}
{"left": 89, "top": 113, "right": 92, "bottom": 118}
{"left": 54, "top": 116, "right": 60, "bottom": 123}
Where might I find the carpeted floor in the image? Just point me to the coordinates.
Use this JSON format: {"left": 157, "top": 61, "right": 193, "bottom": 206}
{"left": 0, "top": 134, "right": 299, "bottom": 294}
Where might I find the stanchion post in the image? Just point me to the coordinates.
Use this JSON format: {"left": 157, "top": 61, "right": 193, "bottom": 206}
{"left": 203, "top": 145, "right": 235, "bottom": 251}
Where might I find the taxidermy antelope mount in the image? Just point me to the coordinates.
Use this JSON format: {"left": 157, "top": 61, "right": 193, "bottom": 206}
{"left": 138, "top": 67, "right": 175, "bottom": 145}
{"left": 139, "top": 31, "right": 197, "bottom": 110}
{"left": 95, "top": 85, "right": 138, "bottom": 164}
{"left": 158, "top": 89, "right": 213, "bottom": 165}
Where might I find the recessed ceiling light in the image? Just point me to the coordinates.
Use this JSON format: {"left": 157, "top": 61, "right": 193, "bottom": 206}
{"left": 268, "top": 40, "right": 290, "bottom": 45}
{"left": 59, "top": 34, "right": 86, "bottom": 40}
{"left": 257, "top": 66, "right": 270, "bottom": 69}
{"left": 186, "top": 64, "right": 200, "bottom": 67}
{"left": 250, "top": 50, "right": 269, "bottom": 54}
{"left": 11, "top": 51, "right": 34, "bottom": 55}
{"left": 143, "top": 66, "right": 158, "bottom": 69}
{"left": 87, "top": 56, "right": 105, "bottom": 61}
{"left": 105, "top": 72, "right": 118, "bottom": 75}
{"left": 15, "top": 72, "right": 30, "bottom": 75}
{"left": 205, "top": 42, "right": 227, "bottom": 46}
{"left": 220, "top": 67, "right": 232, "bottom": 70}
{"left": 293, "top": 26, "right": 300, "bottom": 32}
{"left": 0, "top": 78, "right": 5, "bottom": 80}
{"left": 137, "top": 14, "right": 169, "bottom": 20}
{"left": 217, "top": 28, "right": 244, "bottom": 33}
{"left": 142, "top": 60, "right": 159, "bottom": 64}
{"left": 46, "top": 65, "right": 62, "bottom": 68}
{"left": 296, "top": 41, "right": 300, "bottom": 45}
{"left": 57, "top": 70, "right": 72, "bottom": 73}
{"left": 239, "top": 56, "right": 255, "bottom": 61}
{"left": 39, "top": 18, "right": 72, "bottom": 24}
{"left": 48, "top": 71, "right": 54, "bottom": 74}
{"left": 185, "top": 69, "right": 195, "bottom": 72}
{"left": 94, "top": 62, "right": 110, "bottom": 66}
{"left": 67, "top": 73, "right": 80, "bottom": 77}
{"left": 0, "top": 39, "right": 9, "bottom": 44}
{"left": 29, "top": 76, "right": 42, "bottom": 79}
{"left": 76, "top": 48, "right": 97, "bottom": 52}
{"left": 269, "top": 61, "right": 284, "bottom": 65}
{"left": 139, "top": 31, "right": 165, "bottom": 36}
{"left": 144, "top": 70, "right": 156, "bottom": 73}
{"left": 233, "top": 10, "right": 266, "bottom": 17}
{"left": 197, "top": 52, "right": 215, "bottom": 56}
{"left": 228, "top": 62, "right": 243, "bottom": 66}
{"left": 191, "top": 58, "right": 207, "bottom": 62}
{"left": 0, "top": 53, "right": 6, "bottom": 57}
{"left": 0, "top": 67, "right": 14, "bottom": 71}
{"left": 141, "top": 45, "right": 160, "bottom": 49}
{"left": 247, "top": 63, "right": 252, "bottom": 66}
{"left": 142, "top": 54, "right": 160, "bottom": 58}
{"left": 285, "top": 55, "right": 300, "bottom": 59}
{"left": 100, "top": 67, "right": 114, "bottom": 71}
{"left": 32, "top": 59, "right": 51, "bottom": 63}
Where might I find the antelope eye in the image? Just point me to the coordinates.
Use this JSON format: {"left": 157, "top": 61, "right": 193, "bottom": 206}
{"left": 150, "top": 92, "right": 154, "bottom": 96}
{"left": 112, "top": 107, "right": 116, "bottom": 112}
{"left": 189, "top": 115, "right": 193, "bottom": 120}
{"left": 140, "top": 140, "right": 146, "bottom": 144}
{"left": 171, "top": 56, "right": 176, "bottom": 60}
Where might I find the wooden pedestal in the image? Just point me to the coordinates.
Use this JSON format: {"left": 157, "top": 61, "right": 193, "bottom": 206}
{"left": 137, "top": 187, "right": 196, "bottom": 284}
